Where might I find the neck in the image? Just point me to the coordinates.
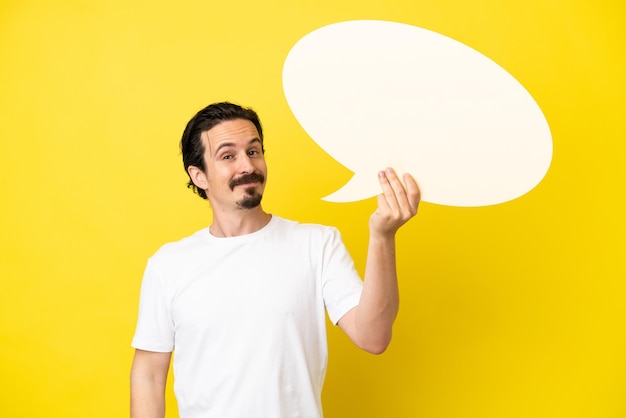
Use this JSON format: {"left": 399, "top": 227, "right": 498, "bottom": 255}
{"left": 209, "top": 206, "right": 271, "bottom": 238}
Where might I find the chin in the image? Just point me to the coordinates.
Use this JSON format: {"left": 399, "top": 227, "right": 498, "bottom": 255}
{"left": 236, "top": 194, "right": 263, "bottom": 210}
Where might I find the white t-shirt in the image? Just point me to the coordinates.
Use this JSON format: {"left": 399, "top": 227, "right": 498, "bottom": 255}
{"left": 132, "top": 216, "right": 363, "bottom": 418}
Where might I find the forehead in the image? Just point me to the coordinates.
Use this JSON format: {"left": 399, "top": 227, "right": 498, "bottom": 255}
{"left": 204, "top": 119, "right": 260, "bottom": 148}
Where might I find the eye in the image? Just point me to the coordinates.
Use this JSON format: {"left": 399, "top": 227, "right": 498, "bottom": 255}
{"left": 248, "top": 149, "right": 260, "bottom": 157}
{"left": 222, "top": 154, "right": 233, "bottom": 160}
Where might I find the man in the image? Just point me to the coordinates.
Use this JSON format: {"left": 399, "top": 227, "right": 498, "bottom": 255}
{"left": 130, "top": 102, "right": 420, "bottom": 418}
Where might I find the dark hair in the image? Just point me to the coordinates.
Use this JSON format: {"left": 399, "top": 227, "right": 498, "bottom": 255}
{"left": 180, "top": 102, "right": 264, "bottom": 199}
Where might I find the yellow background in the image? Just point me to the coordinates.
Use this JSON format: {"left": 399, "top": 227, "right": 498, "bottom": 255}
{"left": 1, "top": 0, "right": 625, "bottom": 417}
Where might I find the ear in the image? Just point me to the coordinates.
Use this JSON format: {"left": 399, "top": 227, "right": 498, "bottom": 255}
{"left": 187, "top": 165, "right": 209, "bottom": 192}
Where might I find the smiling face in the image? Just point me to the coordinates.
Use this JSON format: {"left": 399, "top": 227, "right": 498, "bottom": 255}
{"left": 187, "top": 118, "right": 267, "bottom": 213}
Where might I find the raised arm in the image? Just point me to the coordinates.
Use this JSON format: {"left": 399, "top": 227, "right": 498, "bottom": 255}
{"left": 339, "top": 168, "right": 420, "bottom": 354}
{"left": 130, "top": 349, "right": 172, "bottom": 418}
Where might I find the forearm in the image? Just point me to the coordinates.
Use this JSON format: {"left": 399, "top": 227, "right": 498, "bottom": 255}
{"left": 354, "top": 233, "right": 400, "bottom": 353}
{"left": 339, "top": 168, "right": 419, "bottom": 354}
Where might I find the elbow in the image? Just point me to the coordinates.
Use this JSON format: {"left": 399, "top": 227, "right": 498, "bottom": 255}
{"left": 357, "top": 334, "right": 392, "bottom": 355}
{"left": 363, "top": 344, "right": 388, "bottom": 355}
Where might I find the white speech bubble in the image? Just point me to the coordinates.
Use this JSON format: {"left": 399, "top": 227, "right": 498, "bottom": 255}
{"left": 282, "top": 20, "right": 552, "bottom": 207}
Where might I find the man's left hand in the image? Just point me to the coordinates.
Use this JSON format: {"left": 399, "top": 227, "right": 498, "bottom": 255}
{"left": 369, "top": 168, "right": 421, "bottom": 238}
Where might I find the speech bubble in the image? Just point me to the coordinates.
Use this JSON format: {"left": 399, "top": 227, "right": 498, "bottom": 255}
{"left": 282, "top": 20, "right": 552, "bottom": 207}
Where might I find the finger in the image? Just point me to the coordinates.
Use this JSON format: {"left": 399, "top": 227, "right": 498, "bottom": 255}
{"left": 402, "top": 173, "right": 421, "bottom": 214}
{"left": 376, "top": 192, "right": 390, "bottom": 214}
{"left": 378, "top": 169, "right": 400, "bottom": 212}
{"left": 386, "top": 167, "right": 409, "bottom": 199}
{"left": 383, "top": 168, "right": 413, "bottom": 215}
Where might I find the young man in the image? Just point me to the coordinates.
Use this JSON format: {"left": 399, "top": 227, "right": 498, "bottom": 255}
{"left": 130, "top": 102, "right": 420, "bottom": 418}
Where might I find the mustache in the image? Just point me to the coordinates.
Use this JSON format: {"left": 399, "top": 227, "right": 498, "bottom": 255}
{"left": 229, "top": 172, "right": 265, "bottom": 191}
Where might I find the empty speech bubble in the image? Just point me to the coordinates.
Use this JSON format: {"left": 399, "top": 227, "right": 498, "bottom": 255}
{"left": 282, "top": 20, "right": 552, "bottom": 207}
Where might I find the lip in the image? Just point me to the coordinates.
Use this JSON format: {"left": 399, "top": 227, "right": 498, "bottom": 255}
{"left": 235, "top": 181, "right": 259, "bottom": 187}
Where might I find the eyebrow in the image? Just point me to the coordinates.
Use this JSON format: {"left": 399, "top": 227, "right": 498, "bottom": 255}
{"left": 213, "top": 138, "right": 262, "bottom": 156}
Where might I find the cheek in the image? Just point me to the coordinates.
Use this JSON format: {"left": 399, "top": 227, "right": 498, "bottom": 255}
{"left": 209, "top": 165, "right": 232, "bottom": 180}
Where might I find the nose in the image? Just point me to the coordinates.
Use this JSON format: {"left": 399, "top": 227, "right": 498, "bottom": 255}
{"left": 237, "top": 152, "right": 254, "bottom": 174}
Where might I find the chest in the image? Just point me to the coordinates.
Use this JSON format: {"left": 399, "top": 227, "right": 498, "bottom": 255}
{"left": 169, "top": 246, "right": 323, "bottom": 335}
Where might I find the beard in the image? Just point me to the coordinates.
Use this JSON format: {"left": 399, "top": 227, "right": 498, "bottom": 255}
{"left": 230, "top": 172, "right": 265, "bottom": 210}
{"left": 236, "top": 186, "right": 263, "bottom": 209}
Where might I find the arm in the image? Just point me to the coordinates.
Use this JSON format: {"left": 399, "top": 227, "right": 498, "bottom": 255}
{"left": 339, "top": 168, "right": 420, "bottom": 354}
{"left": 130, "top": 349, "right": 172, "bottom": 418}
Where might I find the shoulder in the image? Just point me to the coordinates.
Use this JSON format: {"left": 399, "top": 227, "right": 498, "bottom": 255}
{"left": 271, "top": 216, "right": 338, "bottom": 236}
{"left": 149, "top": 228, "right": 210, "bottom": 266}
{"left": 269, "top": 216, "right": 344, "bottom": 249}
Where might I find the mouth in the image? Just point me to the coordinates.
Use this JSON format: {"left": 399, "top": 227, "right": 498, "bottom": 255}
{"left": 234, "top": 181, "right": 258, "bottom": 188}
{"left": 229, "top": 173, "right": 265, "bottom": 191}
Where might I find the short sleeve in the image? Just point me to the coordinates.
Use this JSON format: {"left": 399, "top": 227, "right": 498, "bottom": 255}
{"left": 131, "top": 258, "right": 175, "bottom": 352}
{"left": 321, "top": 228, "right": 363, "bottom": 325}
